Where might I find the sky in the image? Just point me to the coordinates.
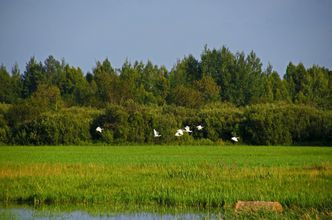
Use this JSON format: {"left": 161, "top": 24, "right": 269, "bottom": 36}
{"left": 0, "top": 0, "right": 331, "bottom": 76}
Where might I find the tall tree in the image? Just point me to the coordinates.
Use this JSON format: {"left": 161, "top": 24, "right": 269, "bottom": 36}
{"left": 194, "top": 75, "right": 221, "bottom": 104}
{"left": 0, "top": 65, "right": 12, "bottom": 103}
{"left": 153, "top": 65, "right": 169, "bottom": 105}
{"left": 59, "top": 65, "right": 93, "bottom": 106}
{"left": 22, "top": 57, "right": 45, "bottom": 98}
{"left": 43, "top": 55, "right": 64, "bottom": 84}
{"left": 11, "top": 63, "right": 23, "bottom": 102}
{"left": 93, "top": 59, "right": 119, "bottom": 105}
{"left": 201, "top": 46, "right": 236, "bottom": 103}
{"left": 307, "top": 65, "right": 329, "bottom": 107}
{"left": 284, "top": 62, "right": 311, "bottom": 103}
{"left": 169, "top": 55, "right": 201, "bottom": 87}
{"left": 270, "top": 71, "right": 290, "bottom": 102}
{"left": 245, "top": 51, "right": 264, "bottom": 104}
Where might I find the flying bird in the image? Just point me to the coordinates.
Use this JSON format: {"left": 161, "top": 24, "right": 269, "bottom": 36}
{"left": 231, "top": 136, "right": 239, "bottom": 142}
{"left": 96, "top": 127, "right": 103, "bottom": 133}
{"left": 196, "top": 125, "right": 203, "bottom": 130}
{"left": 184, "top": 126, "right": 192, "bottom": 133}
{"left": 175, "top": 129, "right": 184, "bottom": 137}
{"left": 153, "top": 129, "right": 161, "bottom": 137}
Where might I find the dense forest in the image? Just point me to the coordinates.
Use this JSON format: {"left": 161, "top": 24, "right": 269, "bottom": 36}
{"left": 0, "top": 46, "right": 331, "bottom": 145}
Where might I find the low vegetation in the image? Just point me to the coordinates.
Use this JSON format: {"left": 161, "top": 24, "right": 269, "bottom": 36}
{"left": 1, "top": 102, "right": 331, "bottom": 145}
{"left": 0, "top": 146, "right": 331, "bottom": 218}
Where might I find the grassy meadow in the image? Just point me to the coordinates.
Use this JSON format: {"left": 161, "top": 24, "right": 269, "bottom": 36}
{"left": 0, "top": 145, "right": 331, "bottom": 218}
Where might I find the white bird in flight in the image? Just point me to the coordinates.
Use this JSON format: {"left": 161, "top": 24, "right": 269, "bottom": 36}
{"left": 196, "top": 125, "right": 203, "bottom": 130}
{"left": 184, "top": 126, "right": 192, "bottom": 133}
{"left": 231, "top": 136, "right": 239, "bottom": 142}
{"left": 175, "top": 129, "right": 184, "bottom": 137}
{"left": 153, "top": 129, "right": 161, "bottom": 137}
{"left": 96, "top": 127, "right": 103, "bottom": 133}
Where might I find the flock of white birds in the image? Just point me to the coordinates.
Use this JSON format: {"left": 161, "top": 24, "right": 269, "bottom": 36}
{"left": 96, "top": 125, "right": 239, "bottom": 142}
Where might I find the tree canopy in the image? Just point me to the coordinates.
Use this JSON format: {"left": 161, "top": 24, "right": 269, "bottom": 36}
{"left": 1, "top": 47, "right": 331, "bottom": 109}
{"left": 0, "top": 46, "right": 331, "bottom": 145}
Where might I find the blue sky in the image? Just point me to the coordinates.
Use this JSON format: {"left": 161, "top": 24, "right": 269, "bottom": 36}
{"left": 0, "top": 0, "right": 331, "bottom": 75}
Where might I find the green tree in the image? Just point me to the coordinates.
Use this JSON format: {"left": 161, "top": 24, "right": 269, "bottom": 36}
{"left": 154, "top": 66, "right": 170, "bottom": 105}
{"left": 169, "top": 55, "right": 201, "bottom": 87}
{"left": 43, "top": 55, "right": 64, "bottom": 84}
{"left": 328, "top": 69, "right": 332, "bottom": 108}
{"left": 22, "top": 57, "right": 45, "bottom": 98}
{"left": 58, "top": 65, "right": 93, "bottom": 106}
{"left": 307, "top": 65, "right": 329, "bottom": 107}
{"left": 31, "top": 84, "right": 63, "bottom": 111}
{"left": 0, "top": 65, "right": 12, "bottom": 103}
{"left": 201, "top": 46, "right": 235, "bottom": 102}
{"left": 119, "top": 60, "right": 140, "bottom": 103}
{"left": 0, "top": 64, "right": 21, "bottom": 103}
{"left": 261, "top": 65, "right": 290, "bottom": 103}
{"left": 194, "top": 75, "right": 221, "bottom": 104}
{"left": 269, "top": 71, "right": 290, "bottom": 101}
{"left": 244, "top": 51, "right": 264, "bottom": 104}
{"left": 11, "top": 63, "right": 23, "bottom": 102}
{"left": 136, "top": 61, "right": 169, "bottom": 105}
{"left": 168, "top": 85, "right": 203, "bottom": 108}
{"left": 284, "top": 62, "right": 311, "bottom": 103}
{"left": 93, "top": 59, "right": 120, "bottom": 105}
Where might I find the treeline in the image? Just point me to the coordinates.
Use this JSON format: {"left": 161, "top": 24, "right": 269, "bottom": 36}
{"left": 1, "top": 46, "right": 332, "bottom": 108}
{"left": 0, "top": 46, "right": 332, "bottom": 145}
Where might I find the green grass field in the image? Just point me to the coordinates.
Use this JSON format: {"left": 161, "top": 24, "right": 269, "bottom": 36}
{"left": 0, "top": 145, "right": 331, "bottom": 219}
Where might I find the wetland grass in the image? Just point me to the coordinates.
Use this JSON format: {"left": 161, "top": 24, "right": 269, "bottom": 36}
{"left": 0, "top": 145, "right": 331, "bottom": 218}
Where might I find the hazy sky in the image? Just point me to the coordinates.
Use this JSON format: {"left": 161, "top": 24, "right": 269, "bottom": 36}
{"left": 1, "top": 0, "right": 331, "bottom": 75}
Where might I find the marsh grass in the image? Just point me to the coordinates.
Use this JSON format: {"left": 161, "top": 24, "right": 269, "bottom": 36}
{"left": 0, "top": 145, "right": 331, "bottom": 218}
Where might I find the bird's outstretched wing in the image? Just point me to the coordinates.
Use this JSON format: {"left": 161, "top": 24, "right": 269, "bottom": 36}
{"left": 154, "top": 129, "right": 161, "bottom": 137}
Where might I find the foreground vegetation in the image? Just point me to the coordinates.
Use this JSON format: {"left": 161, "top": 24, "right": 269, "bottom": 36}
{"left": 0, "top": 146, "right": 331, "bottom": 218}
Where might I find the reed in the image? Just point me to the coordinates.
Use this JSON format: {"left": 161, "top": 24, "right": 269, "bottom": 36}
{"left": 0, "top": 145, "right": 331, "bottom": 218}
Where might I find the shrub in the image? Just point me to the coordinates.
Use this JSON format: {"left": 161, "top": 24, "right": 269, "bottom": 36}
{"left": 241, "top": 103, "right": 332, "bottom": 145}
{"left": 2, "top": 102, "right": 332, "bottom": 145}
{"left": 92, "top": 104, "right": 129, "bottom": 144}
{"left": 0, "top": 114, "right": 9, "bottom": 144}
{"left": 198, "top": 104, "right": 244, "bottom": 142}
{"left": 10, "top": 107, "right": 100, "bottom": 145}
{"left": 101, "top": 130, "right": 114, "bottom": 144}
{"left": 241, "top": 104, "right": 292, "bottom": 145}
{"left": 0, "top": 103, "right": 11, "bottom": 114}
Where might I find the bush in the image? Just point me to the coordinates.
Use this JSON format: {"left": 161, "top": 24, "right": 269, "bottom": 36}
{"left": 101, "top": 130, "right": 114, "bottom": 144}
{"left": 92, "top": 104, "right": 129, "bottom": 144}
{"left": 0, "top": 103, "right": 10, "bottom": 144}
{"left": 10, "top": 107, "right": 100, "bottom": 145}
{"left": 0, "top": 114, "right": 9, "bottom": 144}
{"left": 241, "top": 103, "right": 332, "bottom": 145}
{"left": 198, "top": 104, "right": 243, "bottom": 142}
{"left": 2, "top": 102, "right": 332, "bottom": 145}
{"left": 0, "top": 103, "right": 11, "bottom": 114}
{"left": 286, "top": 105, "right": 332, "bottom": 145}
{"left": 241, "top": 104, "right": 292, "bottom": 145}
